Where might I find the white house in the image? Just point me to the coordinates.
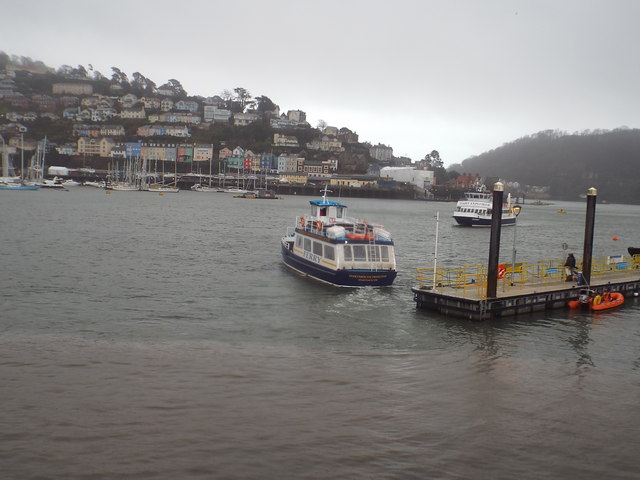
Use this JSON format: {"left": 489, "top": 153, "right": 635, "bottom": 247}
{"left": 380, "top": 167, "right": 434, "bottom": 189}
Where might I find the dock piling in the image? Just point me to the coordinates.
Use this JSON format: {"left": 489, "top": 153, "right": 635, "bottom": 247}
{"left": 486, "top": 182, "right": 504, "bottom": 298}
{"left": 581, "top": 187, "right": 597, "bottom": 285}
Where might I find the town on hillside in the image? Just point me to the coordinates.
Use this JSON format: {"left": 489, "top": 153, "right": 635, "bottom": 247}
{"left": 1, "top": 55, "right": 496, "bottom": 199}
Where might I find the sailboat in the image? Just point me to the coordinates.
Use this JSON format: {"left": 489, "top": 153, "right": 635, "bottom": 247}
{"left": 110, "top": 157, "right": 140, "bottom": 191}
{"left": 23, "top": 138, "right": 65, "bottom": 189}
{"left": 191, "top": 152, "right": 218, "bottom": 192}
{"left": 148, "top": 157, "right": 179, "bottom": 193}
{"left": 0, "top": 140, "right": 41, "bottom": 190}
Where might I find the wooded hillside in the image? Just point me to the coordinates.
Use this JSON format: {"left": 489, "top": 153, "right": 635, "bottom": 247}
{"left": 456, "top": 129, "right": 640, "bottom": 204}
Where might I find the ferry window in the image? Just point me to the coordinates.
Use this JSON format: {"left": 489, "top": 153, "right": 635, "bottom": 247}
{"left": 304, "top": 237, "right": 312, "bottom": 252}
{"left": 380, "top": 246, "right": 389, "bottom": 262}
{"left": 313, "top": 241, "right": 323, "bottom": 256}
{"left": 368, "top": 245, "right": 380, "bottom": 262}
{"left": 324, "top": 245, "right": 335, "bottom": 261}
{"left": 353, "top": 245, "right": 366, "bottom": 261}
{"left": 344, "top": 245, "right": 352, "bottom": 261}
{"left": 296, "top": 236, "right": 303, "bottom": 248}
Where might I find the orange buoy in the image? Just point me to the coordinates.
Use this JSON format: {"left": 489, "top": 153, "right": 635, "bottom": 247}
{"left": 612, "top": 236, "right": 619, "bottom": 241}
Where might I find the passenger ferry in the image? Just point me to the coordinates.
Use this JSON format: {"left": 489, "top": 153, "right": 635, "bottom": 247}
{"left": 453, "top": 186, "right": 517, "bottom": 227}
{"left": 281, "top": 188, "right": 397, "bottom": 287}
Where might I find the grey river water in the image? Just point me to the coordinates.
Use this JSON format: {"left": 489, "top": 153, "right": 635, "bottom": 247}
{"left": 1, "top": 187, "right": 640, "bottom": 479}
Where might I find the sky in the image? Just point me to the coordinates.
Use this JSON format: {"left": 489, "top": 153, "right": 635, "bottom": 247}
{"left": 3, "top": 0, "right": 639, "bottom": 166}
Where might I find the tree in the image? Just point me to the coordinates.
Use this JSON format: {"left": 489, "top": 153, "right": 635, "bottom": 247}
{"left": 0, "top": 51, "right": 9, "bottom": 69}
{"left": 424, "top": 149, "right": 445, "bottom": 183}
{"left": 74, "top": 65, "right": 88, "bottom": 78}
{"left": 430, "top": 150, "right": 443, "bottom": 169}
{"left": 233, "top": 87, "right": 253, "bottom": 112}
{"left": 131, "top": 72, "right": 156, "bottom": 95}
{"left": 57, "top": 64, "right": 74, "bottom": 76}
{"left": 255, "top": 95, "right": 277, "bottom": 113}
{"left": 110, "top": 67, "right": 129, "bottom": 86}
{"left": 317, "top": 119, "right": 327, "bottom": 131}
{"left": 167, "top": 78, "right": 186, "bottom": 97}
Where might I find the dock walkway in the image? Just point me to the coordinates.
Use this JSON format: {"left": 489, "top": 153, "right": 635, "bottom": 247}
{"left": 413, "top": 256, "right": 640, "bottom": 320}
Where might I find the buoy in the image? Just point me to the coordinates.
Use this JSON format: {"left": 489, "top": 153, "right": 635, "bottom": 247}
{"left": 612, "top": 236, "right": 619, "bottom": 241}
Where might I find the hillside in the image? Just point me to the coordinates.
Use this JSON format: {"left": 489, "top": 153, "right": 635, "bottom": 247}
{"left": 0, "top": 53, "right": 378, "bottom": 174}
{"left": 455, "top": 129, "right": 640, "bottom": 204}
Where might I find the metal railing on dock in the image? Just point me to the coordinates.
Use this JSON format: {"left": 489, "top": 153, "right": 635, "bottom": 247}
{"left": 415, "top": 254, "right": 640, "bottom": 299}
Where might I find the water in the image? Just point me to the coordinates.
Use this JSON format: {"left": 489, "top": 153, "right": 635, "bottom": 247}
{"left": 1, "top": 188, "right": 639, "bottom": 479}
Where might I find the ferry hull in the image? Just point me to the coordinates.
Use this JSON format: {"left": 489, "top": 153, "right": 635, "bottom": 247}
{"left": 453, "top": 214, "right": 516, "bottom": 227}
{"left": 281, "top": 243, "right": 396, "bottom": 287}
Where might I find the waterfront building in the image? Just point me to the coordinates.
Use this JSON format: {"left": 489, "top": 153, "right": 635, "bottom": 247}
{"left": 77, "top": 137, "right": 116, "bottom": 157}
{"left": 380, "top": 166, "right": 434, "bottom": 189}
{"left": 193, "top": 145, "right": 214, "bottom": 163}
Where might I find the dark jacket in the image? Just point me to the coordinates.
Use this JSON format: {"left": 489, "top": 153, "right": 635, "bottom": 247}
{"left": 565, "top": 255, "right": 576, "bottom": 268}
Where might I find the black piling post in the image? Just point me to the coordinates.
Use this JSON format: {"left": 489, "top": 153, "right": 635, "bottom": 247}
{"left": 486, "top": 182, "right": 504, "bottom": 298}
{"left": 581, "top": 187, "right": 597, "bottom": 285}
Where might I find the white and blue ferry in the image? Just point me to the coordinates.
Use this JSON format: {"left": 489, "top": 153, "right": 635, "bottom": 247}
{"left": 453, "top": 187, "right": 516, "bottom": 227}
{"left": 281, "top": 189, "right": 397, "bottom": 287}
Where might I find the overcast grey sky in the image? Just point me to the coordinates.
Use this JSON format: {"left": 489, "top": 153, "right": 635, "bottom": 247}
{"left": 3, "top": 0, "right": 639, "bottom": 165}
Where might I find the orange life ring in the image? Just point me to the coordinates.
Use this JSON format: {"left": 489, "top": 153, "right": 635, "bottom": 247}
{"left": 315, "top": 220, "right": 323, "bottom": 231}
{"left": 497, "top": 263, "right": 507, "bottom": 279}
{"left": 300, "top": 216, "right": 306, "bottom": 228}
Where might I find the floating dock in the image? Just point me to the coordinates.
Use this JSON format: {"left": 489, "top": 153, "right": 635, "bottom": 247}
{"left": 412, "top": 260, "right": 640, "bottom": 320}
{"left": 413, "top": 184, "right": 640, "bottom": 320}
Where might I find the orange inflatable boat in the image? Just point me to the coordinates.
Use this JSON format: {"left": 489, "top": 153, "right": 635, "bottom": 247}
{"left": 568, "top": 291, "right": 624, "bottom": 310}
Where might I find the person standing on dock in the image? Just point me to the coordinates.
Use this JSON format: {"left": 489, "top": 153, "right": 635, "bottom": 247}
{"left": 565, "top": 253, "right": 577, "bottom": 281}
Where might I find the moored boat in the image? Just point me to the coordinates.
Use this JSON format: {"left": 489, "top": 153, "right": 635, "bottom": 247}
{"left": 591, "top": 291, "right": 625, "bottom": 311}
{"left": 568, "top": 289, "right": 625, "bottom": 310}
{"left": 281, "top": 188, "right": 397, "bottom": 287}
{"left": 0, "top": 179, "right": 41, "bottom": 190}
{"left": 148, "top": 183, "right": 179, "bottom": 193}
{"left": 453, "top": 185, "right": 517, "bottom": 227}
{"left": 191, "top": 183, "right": 218, "bottom": 192}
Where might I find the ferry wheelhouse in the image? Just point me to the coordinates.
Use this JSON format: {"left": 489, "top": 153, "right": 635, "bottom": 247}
{"left": 453, "top": 188, "right": 516, "bottom": 227}
{"left": 281, "top": 190, "right": 397, "bottom": 287}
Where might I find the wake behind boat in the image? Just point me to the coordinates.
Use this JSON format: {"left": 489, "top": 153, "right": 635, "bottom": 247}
{"left": 453, "top": 185, "right": 517, "bottom": 227}
{"left": 281, "top": 188, "right": 397, "bottom": 287}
